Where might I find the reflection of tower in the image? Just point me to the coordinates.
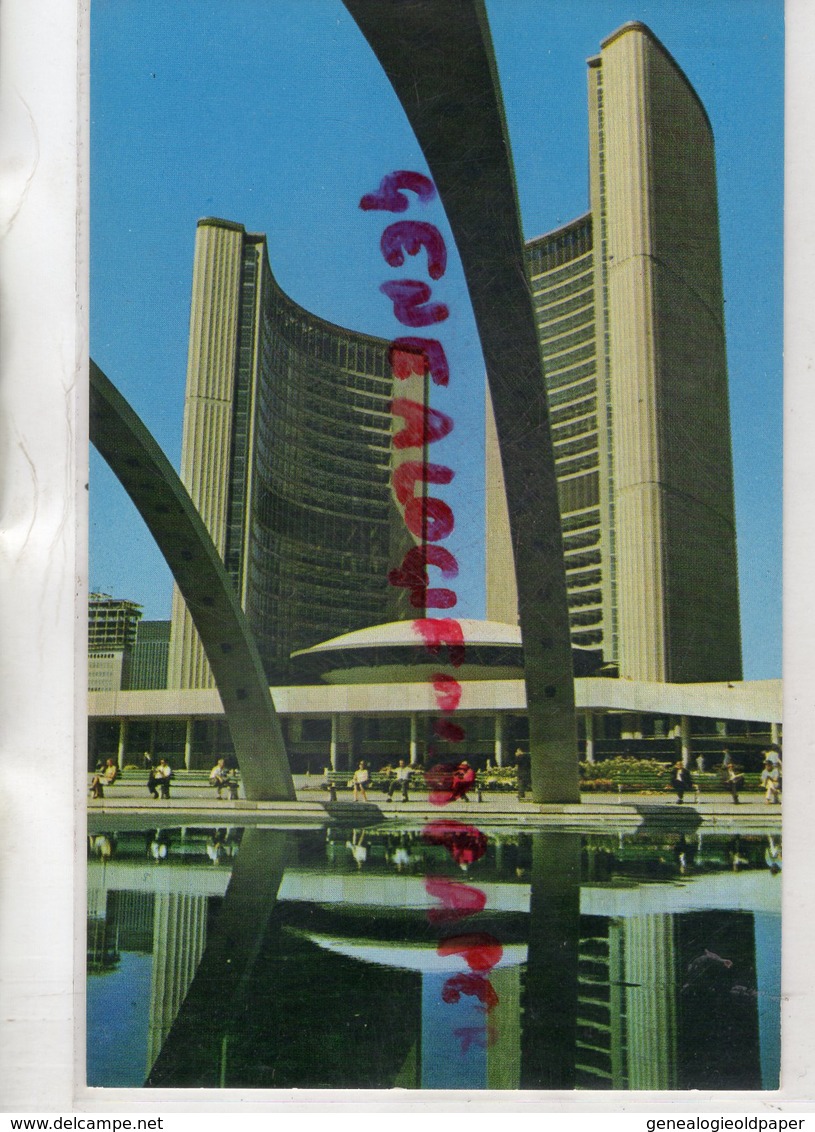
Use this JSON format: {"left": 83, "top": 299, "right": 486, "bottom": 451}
{"left": 486, "top": 22, "right": 742, "bottom": 683}
{"left": 575, "top": 916, "right": 627, "bottom": 1088}
{"left": 486, "top": 966, "right": 522, "bottom": 1089}
{"left": 146, "top": 894, "right": 208, "bottom": 1074}
{"left": 623, "top": 915, "right": 677, "bottom": 1089}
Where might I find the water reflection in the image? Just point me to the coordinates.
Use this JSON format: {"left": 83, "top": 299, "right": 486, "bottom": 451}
{"left": 87, "top": 825, "right": 781, "bottom": 1091}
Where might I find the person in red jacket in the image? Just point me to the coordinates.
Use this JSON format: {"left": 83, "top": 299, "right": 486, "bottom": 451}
{"left": 450, "top": 760, "right": 476, "bottom": 803}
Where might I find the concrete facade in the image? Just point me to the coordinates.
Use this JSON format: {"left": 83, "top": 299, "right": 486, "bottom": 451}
{"left": 168, "top": 218, "right": 411, "bottom": 689}
{"left": 486, "top": 22, "right": 742, "bottom": 684}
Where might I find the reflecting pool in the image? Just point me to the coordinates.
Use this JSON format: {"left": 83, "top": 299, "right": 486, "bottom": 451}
{"left": 87, "top": 823, "right": 781, "bottom": 1091}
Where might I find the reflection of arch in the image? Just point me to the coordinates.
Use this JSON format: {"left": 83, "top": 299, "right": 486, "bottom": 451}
{"left": 89, "top": 361, "right": 295, "bottom": 801}
{"left": 343, "top": 0, "right": 579, "bottom": 801}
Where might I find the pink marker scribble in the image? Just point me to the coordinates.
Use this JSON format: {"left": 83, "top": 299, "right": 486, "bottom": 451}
{"left": 453, "top": 1024, "right": 498, "bottom": 1053}
{"left": 404, "top": 495, "right": 455, "bottom": 542}
{"left": 437, "top": 932, "right": 503, "bottom": 972}
{"left": 381, "top": 221, "right": 447, "bottom": 280}
{"left": 424, "top": 877, "right": 487, "bottom": 923}
{"left": 432, "top": 673, "right": 463, "bottom": 712}
{"left": 388, "top": 546, "right": 459, "bottom": 611}
{"left": 433, "top": 718, "right": 466, "bottom": 742}
{"left": 388, "top": 337, "right": 450, "bottom": 386}
{"left": 359, "top": 170, "right": 437, "bottom": 213}
{"left": 390, "top": 397, "right": 454, "bottom": 449}
{"left": 423, "top": 819, "right": 488, "bottom": 865}
{"left": 381, "top": 279, "right": 449, "bottom": 328}
{"left": 412, "top": 619, "right": 465, "bottom": 668}
{"left": 392, "top": 460, "right": 454, "bottom": 505}
{"left": 441, "top": 972, "right": 499, "bottom": 1011}
{"left": 368, "top": 168, "right": 500, "bottom": 1055}
{"left": 423, "top": 762, "right": 477, "bottom": 805}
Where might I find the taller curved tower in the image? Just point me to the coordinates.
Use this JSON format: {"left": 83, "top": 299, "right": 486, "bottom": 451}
{"left": 487, "top": 22, "right": 742, "bottom": 684}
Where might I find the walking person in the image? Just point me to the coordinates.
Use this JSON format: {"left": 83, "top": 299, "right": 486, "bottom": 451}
{"left": 670, "top": 761, "right": 695, "bottom": 804}
{"left": 388, "top": 759, "right": 412, "bottom": 803}
{"left": 352, "top": 760, "right": 370, "bottom": 802}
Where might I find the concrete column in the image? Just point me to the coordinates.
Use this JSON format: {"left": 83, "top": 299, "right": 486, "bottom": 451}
{"left": 680, "top": 716, "right": 692, "bottom": 767}
{"left": 329, "top": 715, "right": 339, "bottom": 771}
{"left": 584, "top": 711, "right": 595, "bottom": 764}
{"left": 770, "top": 722, "right": 781, "bottom": 747}
{"left": 117, "top": 720, "right": 127, "bottom": 770}
{"left": 149, "top": 720, "right": 157, "bottom": 759}
{"left": 184, "top": 718, "right": 193, "bottom": 770}
{"left": 409, "top": 714, "right": 420, "bottom": 765}
{"left": 494, "top": 713, "right": 505, "bottom": 767}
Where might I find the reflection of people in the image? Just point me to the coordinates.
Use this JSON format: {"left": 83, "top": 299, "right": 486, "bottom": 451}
{"left": 148, "top": 829, "right": 170, "bottom": 862}
{"left": 423, "top": 820, "right": 488, "bottom": 872}
{"left": 390, "top": 834, "right": 415, "bottom": 872}
{"left": 388, "top": 759, "right": 411, "bottom": 802}
{"left": 727, "top": 835, "right": 750, "bottom": 870}
{"left": 206, "top": 831, "right": 225, "bottom": 864}
{"left": 352, "top": 761, "right": 370, "bottom": 802}
{"left": 515, "top": 748, "right": 531, "bottom": 800}
{"left": 346, "top": 829, "right": 368, "bottom": 868}
{"left": 450, "top": 761, "right": 476, "bottom": 803}
{"left": 765, "top": 835, "right": 782, "bottom": 874}
{"left": 761, "top": 759, "right": 781, "bottom": 804}
{"left": 670, "top": 762, "right": 694, "bottom": 804}
{"left": 89, "top": 833, "right": 115, "bottom": 859}
{"left": 673, "top": 834, "right": 697, "bottom": 874}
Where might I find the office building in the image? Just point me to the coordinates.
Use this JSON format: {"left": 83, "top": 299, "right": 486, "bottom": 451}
{"left": 168, "top": 218, "right": 413, "bottom": 688}
{"left": 486, "top": 22, "right": 743, "bottom": 683}
{"left": 127, "top": 619, "right": 171, "bottom": 691}
{"left": 88, "top": 592, "right": 142, "bottom": 692}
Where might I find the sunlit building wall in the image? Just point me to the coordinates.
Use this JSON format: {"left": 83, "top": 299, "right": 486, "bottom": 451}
{"left": 486, "top": 22, "right": 742, "bottom": 683}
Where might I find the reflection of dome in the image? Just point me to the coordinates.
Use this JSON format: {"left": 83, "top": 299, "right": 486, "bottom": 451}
{"left": 290, "top": 618, "right": 602, "bottom": 684}
{"left": 295, "top": 930, "right": 528, "bottom": 972}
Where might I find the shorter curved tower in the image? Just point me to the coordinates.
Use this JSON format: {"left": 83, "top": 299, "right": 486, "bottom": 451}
{"left": 168, "top": 218, "right": 411, "bottom": 688}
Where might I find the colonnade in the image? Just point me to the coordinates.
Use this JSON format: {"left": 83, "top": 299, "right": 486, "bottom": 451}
{"left": 92, "top": 710, "right": 778, "bottom": 773}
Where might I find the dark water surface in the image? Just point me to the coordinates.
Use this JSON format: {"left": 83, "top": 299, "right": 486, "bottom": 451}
{"left": 87, "top": 823, "right": 781, "bottom": 1091}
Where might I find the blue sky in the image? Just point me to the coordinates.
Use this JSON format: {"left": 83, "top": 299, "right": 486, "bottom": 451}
{"left": 90, "top": 0, "right": 783, "bottom": 679}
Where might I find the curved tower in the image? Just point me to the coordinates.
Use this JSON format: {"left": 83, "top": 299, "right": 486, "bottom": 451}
{"left": 168, "top": 218, "right": 411, "bottom": 688}
{"left": 487, "top": 22, "right": 742, "bottom": 684}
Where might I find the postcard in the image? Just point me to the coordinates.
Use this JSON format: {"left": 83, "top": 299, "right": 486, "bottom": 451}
{"left": 3, "top": 0, "right": 814, "bottom": 1115}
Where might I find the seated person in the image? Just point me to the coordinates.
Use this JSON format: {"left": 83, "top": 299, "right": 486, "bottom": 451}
{"left": 209, "top": 758, "right": 230, "bottom": 798}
